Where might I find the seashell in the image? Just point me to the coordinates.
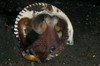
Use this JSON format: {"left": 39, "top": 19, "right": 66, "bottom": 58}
{"left": 14, "top": 3, "right": 74, "bottom": 63}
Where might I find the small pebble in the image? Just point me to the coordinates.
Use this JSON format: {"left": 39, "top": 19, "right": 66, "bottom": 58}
{"left": 63, "top": 62, "right": 65, "bottom": 64}
{"left": 8, "top": 58, "right": 11, "bottom": 61}
{"left": 93, "top": 5, "right": 95, "bottom": 7}
{"left": 86, "top": 18, "right": 88, "bottom": 21}
{"left": 9, "top": 63, "right": 12, "bottom": 66}
{"left": 93, "top": 55, "right": 96, "bottom": 58}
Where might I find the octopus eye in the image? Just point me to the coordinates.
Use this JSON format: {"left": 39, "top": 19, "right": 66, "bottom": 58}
{"left": 14, "top": 3, "right": 74, "bottom": 63}
{"left": 55, "top": 25, "right": 61, "bottom": 32}
{"left": 39, "top": 22, "right": 47, "bottom": 32}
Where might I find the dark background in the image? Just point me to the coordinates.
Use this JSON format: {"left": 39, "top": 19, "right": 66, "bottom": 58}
{"left": 0, "top": 0, "right": 100, "bottom": 66}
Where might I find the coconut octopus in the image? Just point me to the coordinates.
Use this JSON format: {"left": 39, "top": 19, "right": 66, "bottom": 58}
{"left": 14, "top": 3, "right": 74, "bottom": 63}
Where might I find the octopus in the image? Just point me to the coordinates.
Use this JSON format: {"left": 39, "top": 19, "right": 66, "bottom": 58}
{"left": 14, "top": 3, "right": 74, "bottom": 63}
